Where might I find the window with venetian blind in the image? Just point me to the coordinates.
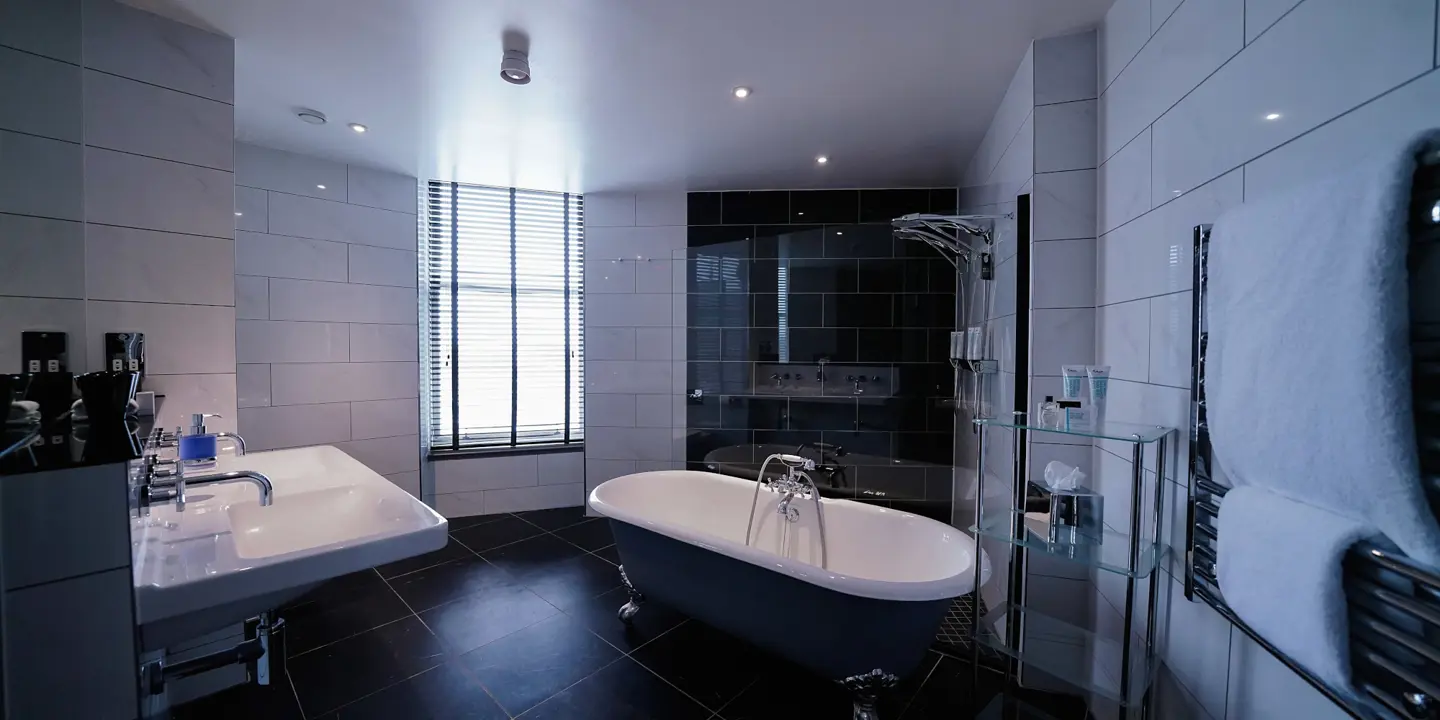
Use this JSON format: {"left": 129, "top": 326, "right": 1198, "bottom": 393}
{"left": 423, "top": 181, "right": 583, "bottom": 452}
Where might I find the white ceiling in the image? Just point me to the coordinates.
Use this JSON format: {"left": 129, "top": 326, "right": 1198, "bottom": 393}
{"left": 145, "top": 0, "right": 1111, "bottom": 193}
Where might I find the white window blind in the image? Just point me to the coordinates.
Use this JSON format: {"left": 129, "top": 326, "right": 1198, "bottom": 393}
{"left": 424, "top": 181, "right": 583, "bottom": 451}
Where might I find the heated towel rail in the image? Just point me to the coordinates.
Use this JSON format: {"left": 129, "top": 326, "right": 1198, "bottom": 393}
{"left": 1186, "top": 145, "right": 1440, "bottom": 719}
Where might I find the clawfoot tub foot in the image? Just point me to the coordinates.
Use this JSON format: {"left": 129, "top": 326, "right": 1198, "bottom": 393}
{"left": 841, "top": 669, "right": 898, "bottom": 720}
{"left": 617, "top": 564, "right": 644, "bottom": 625}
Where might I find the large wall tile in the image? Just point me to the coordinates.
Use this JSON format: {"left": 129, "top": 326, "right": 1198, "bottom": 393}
{"left": 235, "top": 186, "right": 267, "bottom": 231}
{"left": 1152, "top": 575, "right": 1232, "bottom": 720}
{"left": 434, "top": 453, "right": 538, "bottom": 494}
{"left": 585, "top": 460, "right": 637, "bottom": 493}
{"left": 1029, "top": 308, "right": 1095, "bottom": 376}
{"left": 0, "top": 215, "right": 84, "bottom": 299}
{"left": 586, "top": 360, "right": 671, "bottom": 394}
{"left": 537, "top": 451, "right": 584, "bottom": 486}
{"left": 484, "top": 483, "right": 583, "bottom": 513}
{"left": 350, "top": 323, "right": 419, "bottom": 362}
{"left": 270, "top": 361, "right": 418, "bottom": 405}
{"left": 1034, "top": 30, "right": 1098, "bottom": 105}
{"left": 585, "top": 427, "right": 672, "bottom": 461}
{"left": 1243, "top": 68, "right": 1440, "bottom": 204}
{"left": 236, "top": 320, "right": 348, "bottom": 364}
{"left": 236, "top": 363, "right": 270, "bottom": 408}
{"left": 1227, "top": 626, "right": 1353, "bottom": 719}
{"left": 1098, "top": 0, "right": 1148, "bottom": 91}
{"left": 584, "top": 225, "right": 684, "bottom": 260}
{"left": 1030, "top": 239, "right": 1096, "bottom": 310}
{"left": 583, "top": 193, "right": 635, "bottom": 228}
{"left": 1031, "top": 169, "right": 1096, "bottom": 241}
{"left": 584, "top": 259, "right": 636, "bottom": 294}
{"left": 0, "top": 47, "right": 81, "bottom": 141}
{"left": 1245, "top": 0, "right": 1304, "bottom": 43}
{"left": 434, "top": 491, "right": 486, "bottom": 518}
{"left": 634, "top": 327, "right": 672, "bottom": 361}
{"left": 1096, "top": 298, "right": 1150, "bottom": 383}
{"left": 386, "top": 471, "right": 421, "bottom": 497}
{"left": 235, "top": 275, "right": 268, "bottom": 319}
{"left": 634, "top": 191, "right": 686, "bottom": 227}
{"left": 0, "top": 131, "right": 82, "bottom": 220}
{"left": 267, "top": 191, "right": 415, "bottom": 250}
{"left": 1151, "top": 0, "right": 1183, "bottom": 33}
{"left": 86, "top": 225, "right": 234, "bottom": 305}
{"left": 1097, "top": 128, "right": 1151, "bottom": 234}
{"left": 1148, "top": 291, "right": 1192, "bottom": 388}
{"left": 268, "top": 278, "right": 416, "bottom": 324}
{"left": 966, "top": 46, "right": 1033, "bottom": 185}
{"left": 237, "top": 402, "right": 352, "bottom": 451}
{"left": 336, "top": 434, "right": 419, "bottom": 475}
{"left": 236, "top": 230, "right": 347, "bottom": 282}
{"left": 585, "top": 293, "right": 672, "bottom": 327}
{"left": 347, "top": 164, "right": 416, "bottom": 213}
{"left": 635, "top": 394, "right": 672, "bottom": 428}
{"left": 81, "top": 0, "right": 233, "bottom": 103}
{"left": 586, "top": 393, "right": 637, "bottom": 428}
{"left": 634, "top": 259, "right": 672, "bottom": 294}
{"left": 586, "top": 327, "right": 636, "bottom": 360}
{"left": 85, "top": 147, "right": 233, "bottom": 238}
{"left": 235, "top": 143, "right": 347, "bottom": 200}
{"left": 83, "top": 69, "right": 232, "bottom": 170}
{"left": 348, "top": 244, "right": 417, "bottom": 287}
{"left": 986, "top": 113, "right": 1035, "bottom": 195}
{"left": 351, "top": 398, "right": 419, "bottom": 440}
{"left": 0, "top": 0, "right": 80, "bottom": 62}
{"left": 1100, "top": 0, "right": 1242, "bottom": 161}
{"left": 144, "top": 373, "right": 237, "bottom": 432}
{"left": 1150, "top": 0, "right": 1434, "bottom": 203}
{"left": 85, "top": 301, "right": 234, "bottom": 374}
{"left": 1034, "top": 100, "right": 1097, "bottom": 173}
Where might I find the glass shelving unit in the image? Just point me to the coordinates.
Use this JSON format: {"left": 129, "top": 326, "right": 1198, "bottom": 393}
{"left": 969, "top": 413, "right": 1175, "bottom": 711}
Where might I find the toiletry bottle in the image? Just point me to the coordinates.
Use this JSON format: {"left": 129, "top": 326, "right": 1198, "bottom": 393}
{"left": 1038, "top": 396, "right": 1061, "bottom": 429}
{"left": 179, "top": 413, "right": 221, "bottom": 470}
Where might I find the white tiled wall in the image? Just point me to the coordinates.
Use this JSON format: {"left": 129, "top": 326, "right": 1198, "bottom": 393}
{"left": 232, "top": 142, "right": 422, "bottom": 496}
{"left": 580, "top": 191, "right": 688, "bottom": 511}
{"left": 1092, "top": 1, "right": 1439, "bottom": 717}
{"left": 0, "top": 0, "right": 237, "bottom": 436}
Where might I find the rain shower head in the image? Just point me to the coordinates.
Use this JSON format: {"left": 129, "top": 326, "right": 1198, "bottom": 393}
{"left": 891, "top": 213, "right": 1011, "bottom": 269}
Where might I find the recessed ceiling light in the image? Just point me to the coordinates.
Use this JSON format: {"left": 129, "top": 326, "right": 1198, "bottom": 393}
{"left": 1264, "top": 112, "right": 1282, "bottom": 121}
{"left": 797, "top": 212, "right": 805, "bottom": 216}
{"left": 815, "top": 155, "right": 829, "bottom": 165}
{"left": 234, "top": 211, "right": 243, "bottom": 216}
{"left": 732, "top": 86, "right": 752, "bottom": 99}
{"left": 316, "top": 184, "right": 326, "bottom": 190}
{"left": 297, "top": 109, "right": 327, "bottom": 125}
{"left": 348, "top": 123, "right": 368, "bottom": 133}
{"left": 835, "top": 231, "right": 843, "bottom": 236}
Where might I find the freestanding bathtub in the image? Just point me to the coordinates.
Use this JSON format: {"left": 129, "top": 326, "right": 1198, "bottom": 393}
{"left": 589, "top": 470, "right": 989, "bottom": 719}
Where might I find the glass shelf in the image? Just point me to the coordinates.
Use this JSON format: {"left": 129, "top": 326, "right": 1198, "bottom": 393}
{"left": 976, "top": 603, "right": 1153, "bottom": 707}
{"left": 973, "top": 418, "right": 1173, "bottom": 444}
{"left": 972, "top": 511, "right": 1162, "bottom": 578}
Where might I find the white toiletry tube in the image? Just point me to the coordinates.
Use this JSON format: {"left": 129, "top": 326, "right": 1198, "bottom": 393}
{"left": 1086, "top": 366, "right": 1110, "bottom": 419}
{"left": 1061, "top": 365, "right": 1086, "bottom": 400}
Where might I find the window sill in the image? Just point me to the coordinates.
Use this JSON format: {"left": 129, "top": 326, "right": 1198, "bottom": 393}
{"left": 427, "top": 443, "right": 583, "bottom": 462}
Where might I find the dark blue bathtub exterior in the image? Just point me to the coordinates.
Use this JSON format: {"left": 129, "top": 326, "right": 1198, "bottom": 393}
{"left": 609, "top": 519, "right": 952, "bottom": 682}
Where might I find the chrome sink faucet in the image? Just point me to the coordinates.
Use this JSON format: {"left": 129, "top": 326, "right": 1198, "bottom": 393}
{"left": 135, "top": 455, "right": 273, "bottom": 511}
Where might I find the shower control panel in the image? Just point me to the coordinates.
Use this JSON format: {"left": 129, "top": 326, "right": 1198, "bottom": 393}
{"left": 752, "top": 363, "right": 894, "bottom": 397}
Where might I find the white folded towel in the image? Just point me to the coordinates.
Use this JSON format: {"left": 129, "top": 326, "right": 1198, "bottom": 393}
{"left": 1217, "top": 485, "right": 1383, "bottom": 694}
{"left": 1209, "top": 129, "right": 1440, "bottom": 565}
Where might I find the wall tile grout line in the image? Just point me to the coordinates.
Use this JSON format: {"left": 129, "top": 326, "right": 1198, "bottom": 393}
{"left": 240, "top": 184, "right": 419, "bottom": 217}
{"left": 85, "top": 143, "right": 236, "bottom": 174}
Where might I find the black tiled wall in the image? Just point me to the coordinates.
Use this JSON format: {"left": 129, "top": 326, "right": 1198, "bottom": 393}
{"left": 685, "top": 189, "right": 959, "bottom": 523}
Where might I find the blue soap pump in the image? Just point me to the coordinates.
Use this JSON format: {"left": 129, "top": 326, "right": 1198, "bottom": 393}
{"left": 179, "top": 413, "right": 222, "bottom": 469}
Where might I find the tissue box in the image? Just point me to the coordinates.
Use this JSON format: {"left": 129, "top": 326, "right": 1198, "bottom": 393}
{"left": 1048, "top": 486, "right": 1104, "bottom": 545}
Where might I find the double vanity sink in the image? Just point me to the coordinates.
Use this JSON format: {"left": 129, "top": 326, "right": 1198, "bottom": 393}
{"left": 131, "top": 445, "right": 446, "bottom": 646}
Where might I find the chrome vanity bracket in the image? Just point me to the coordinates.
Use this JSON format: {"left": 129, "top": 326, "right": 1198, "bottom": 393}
{"left": 617, "top": 564, "right": 644, "bottom": 624}
{"left": 840, "top": 668, "right": 899, "bottom": 720}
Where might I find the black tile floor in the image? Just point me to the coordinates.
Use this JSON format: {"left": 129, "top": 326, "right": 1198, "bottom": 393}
{"left": 172, "top": 506, "right": 1088, "bottom": 720}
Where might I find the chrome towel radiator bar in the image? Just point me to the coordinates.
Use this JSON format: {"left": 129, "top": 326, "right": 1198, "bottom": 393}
{"left": 1187, "top": 146, "right": 1440, "bottom": 719}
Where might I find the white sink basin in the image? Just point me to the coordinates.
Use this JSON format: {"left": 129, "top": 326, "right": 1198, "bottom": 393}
{"left": 131, "top": 445, "right": 446, "bottom": 646}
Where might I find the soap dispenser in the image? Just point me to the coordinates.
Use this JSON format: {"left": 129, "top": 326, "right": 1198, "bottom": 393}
{"left": 179, "top": 413, "right": 221, "bottom": 469}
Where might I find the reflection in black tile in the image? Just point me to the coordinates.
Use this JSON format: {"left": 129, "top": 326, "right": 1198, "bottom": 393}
{"left": 171, "top": 675, "right": 304, "bottom": 720}
{"left": 928, "top": 258, "right": 958, "bottom": 293}
{"left": 522, "top": 656, "right": 711, "bottom": 720}
{"left": 906, "top": 258, "right": 934, "bottom": 291}
{"left": 481, "top": 534, "right": 587, "bottom": 574}
{"left": 789, "top": 397, "right": 856, "bottom": 432}
{"left": 687, "top": 361, "right": 752, "bottom": 395}
{"left": 515, "top": 554, "right": 624, "bottom": 612}
{"left": 686, "top": 394, "right": 721, "bottom": 429}
{"left": 925, "top": 466, "right": 956, "bottom": 501}
{"left": 858, "top": 464, "right": 928, "bottom": 501}
{"left": 789, "top": 189, "right": 858, "bottom": 223}
{"left": 893, "top": 293, "right": 956, "bottom": 329}
{"left": 631, "top": 620, "right": 765, "bottom": 711}
{"left": 824, "top": 225, "right": 893, "bottom": 258}
{"left": 563, "top": 586, "right": 687, "bottom": 654}
{"left": 418, "top": 584, "right": 559, "bottom": 655}
{"left": 856, "top": 396, "right": 920, "bottom": 432}
{"left": 331, "top": 661, "right": 507, "bottom": 720}
{"left": 284, "top": 571, "right": 411, "bottom": 657}
{"left": 516, "top": 506, "right": 590, "bottom": 532}
{"left": 928, "top": 188, "right": 959, "bottom": 215}
{"left": 753, "top": 225, "right": 823, "bottom": 258}
{"left": 685, "top": 428, "right": 752, "bottom": 465}
{"left": 821, "top": 430, "right": 891, "bottom": 459}
{"left": 789, "top": 328, "right": 857, "bottom": 363}
{"left": 858, "top": 189, "right": 932, "bottom": 223}
{"left": 375, "top": 539, "right": 475, "bottom": 579}
{"left": 856, "top": 259, "right": 904, "bottom": 293}
{"left": 459, "top": 613, "right": 621, "bottom": 716}
{"left": 753, "top": 292, "right": 824, "bottom": 328}
{"left": 825, "top": 294, "right": 892, "bottom": 328}
{"left": 721, "top": 191, "right": 789, "bottom": 224}
{"left": 388, "top": 556, "right": 518, "bottom": 613}
{"left": 752, "top": 429, "right": 821, "bottom": 450}
{"left": 685, "top": 258, "right": 748, "bottom": 293}
{"left": 789, "top": 258, "right": 857, "bottom": 293}
{"left": 451, "top": 515, "right": 544, "bottom": 553}
{"left": 592, "top": 544, "right": 621, "bottom": 566}
{"left": 892, "top": 432, "right": 953, "bottom": 465}
{"left": 687, "top": 293, "right": 750, "bottom": 328}
{"left": 288, "top": 616, "right": 446, "bottom": 717}
{"left": 721, "top": 396, "right": 787, "bottom": 431}
{"left": 717, "top": 669, "right": 857, "bottom": 720}
{"left": 686, "top": 192, "right": 722, "bottom": 225}
{"left": 687, "top": 225, "right": 753, "bottom": 251}
{"left": 446, "top": 512, "right": 513, "bottom": 532}
{"left": 720, "top": 327, "right": 761, "bottom": 361}
{"left": 554, "top": 518, "right": 615, "bottom": 552}
{"left": 687, "top": 328, "right": 722, "bottom": 361}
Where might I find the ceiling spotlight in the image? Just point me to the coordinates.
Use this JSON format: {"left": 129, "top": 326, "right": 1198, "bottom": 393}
{"left": 1264, "top": 112, "right": 1282, "bottom": 121}
{"left": 234, "top": 211, "right": 243, "bottom": 216}
{"left": 297, "top": 109, "right": 327, "bottom": 125}
{"left": 348, "top": 123, "right": 368, "bottom": 133}
{"left": 500, "top": 48, "right": 531, "bottom": 85}
{"left": 815, "top": 155, "right": 829, "bottom": 165}
{"left": 732, "top": 86, "right": 752, "bottom": 99}
{"left": 316, "top": 184, "right": 326, "bottom": 190}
